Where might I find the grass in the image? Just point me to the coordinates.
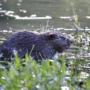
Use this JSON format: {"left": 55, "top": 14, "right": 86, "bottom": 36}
{"left": 0, "top": 53, "right": 90, "bottom": 90}
{"left": 0, "top": 54, "right": 65, "bottom": 90}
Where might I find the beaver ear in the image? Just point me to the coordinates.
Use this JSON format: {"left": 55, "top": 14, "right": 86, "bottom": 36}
{"left": 47, "top": 33, "right": 56, "bottom": 40}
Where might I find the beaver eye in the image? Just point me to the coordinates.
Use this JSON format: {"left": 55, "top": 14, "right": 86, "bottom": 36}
{"left": 47, "top": 33, "right": 56, "bottom": 40}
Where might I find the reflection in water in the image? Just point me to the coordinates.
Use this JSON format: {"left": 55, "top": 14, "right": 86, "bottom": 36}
{"left": 0, "top": 0, "right": 90, "bottom": 30}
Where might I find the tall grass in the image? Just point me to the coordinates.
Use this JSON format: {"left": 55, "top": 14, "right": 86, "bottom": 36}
{"left": 0, "top": 52, "right": 90, "bottom": 90}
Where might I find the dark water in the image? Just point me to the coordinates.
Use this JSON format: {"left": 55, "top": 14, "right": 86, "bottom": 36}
{"left": 0, "top": 0, "right": 90, "bottom": 31}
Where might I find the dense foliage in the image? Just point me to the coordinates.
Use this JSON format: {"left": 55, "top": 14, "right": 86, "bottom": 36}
{"left": 0, "top": 53, "right": 90, "bottom": 90}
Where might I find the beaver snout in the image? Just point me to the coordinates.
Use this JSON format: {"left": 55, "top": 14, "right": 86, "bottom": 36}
{"left": 67, "top": 39, "right": 72, "bottom": 45}
{"left": 60, "top": 36, "right": 72, "bottom": 46}
{"left": 64, "top": 39, "right": 72, "bottom": 49}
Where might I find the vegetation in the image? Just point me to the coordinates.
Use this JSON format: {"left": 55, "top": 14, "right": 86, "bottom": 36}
{"left": 0, "top": 53, "right": 90, "bottom": 90}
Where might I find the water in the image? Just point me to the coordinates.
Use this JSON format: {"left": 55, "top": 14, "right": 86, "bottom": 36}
{"left": 0, "top": 0, "right": 90, "bottom": 30}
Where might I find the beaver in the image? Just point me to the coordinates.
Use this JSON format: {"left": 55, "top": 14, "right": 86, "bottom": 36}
{"left": 0, "top": 30, "right": 72, "bottom": 61}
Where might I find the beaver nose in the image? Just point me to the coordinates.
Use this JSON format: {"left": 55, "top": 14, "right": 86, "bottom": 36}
{"left": 69, "top": 40, "right": 72, "bottom": 43}
{"left": 67, "top": 39, "right": 72, "bottom": 45}
{"left": 60, "top": 36, "right": 72, "bottom": 44}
